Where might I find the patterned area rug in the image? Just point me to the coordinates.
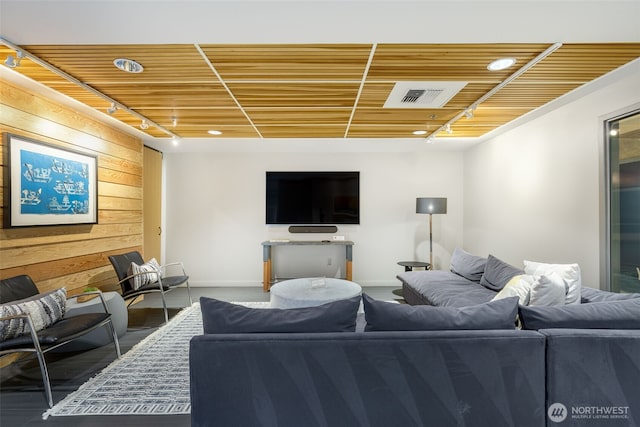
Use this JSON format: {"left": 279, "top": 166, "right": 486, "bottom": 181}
{"left": 43, "top": 301, "right": 268, "bottom": 418}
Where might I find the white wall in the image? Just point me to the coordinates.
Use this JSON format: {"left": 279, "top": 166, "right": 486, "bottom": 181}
{"left": 462, "top": 62, "right": 640, "bottom": 288}
{"left": 164, "top": 151, "right": 463, "bottom": 286}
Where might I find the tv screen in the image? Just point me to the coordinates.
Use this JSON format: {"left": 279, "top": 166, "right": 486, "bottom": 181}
{"left": 266, "top": 171, "right": 360, "bottom": 225}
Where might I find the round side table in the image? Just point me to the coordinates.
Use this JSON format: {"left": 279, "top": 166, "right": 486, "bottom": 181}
{"left": 397, "top": 261, "right": 431, "bottom": 272}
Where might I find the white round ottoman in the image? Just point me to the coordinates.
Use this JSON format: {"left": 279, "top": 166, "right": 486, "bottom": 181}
{"left": 270, "top": 278, "right": 362, "bottom": 309}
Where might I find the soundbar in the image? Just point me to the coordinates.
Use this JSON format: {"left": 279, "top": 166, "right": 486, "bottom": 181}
{"left": 288, "top": 225, "right": 338, "bottom": 234}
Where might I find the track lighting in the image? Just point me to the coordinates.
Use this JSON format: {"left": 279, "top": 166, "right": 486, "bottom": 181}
{"left": 140, "top": 120, "right": 149, "bottom": 130}
{"left": 172, "top": 116, "right": 178, "bottom": 127}
{"left": 107, "top": 103, "right": 118, "bottom": 114}
{"left": 445, "top": 124, "right": 453, "bottom": 134}
{"left": 4, "top": 50, "right": 23, "bottom": 68}
{"left": 464, "top": 106, "right": 476, "bottom": 119}
{"left": 172, "top": 136, "right": 180, "bottom": 146}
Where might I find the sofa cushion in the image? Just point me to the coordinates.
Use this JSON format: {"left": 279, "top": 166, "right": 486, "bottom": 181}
{"left": 480, "top": 255, "right": 524, "bottom": 291}
{"left": 398, "top": 270, "right": 497, "bottom": 307}
{"left": 127, "top": 258, "right": 161, "bottom": 290}
{"left": 580, "top": 287, "right": 640, "bottom": 303}
{"left": 523, "top": 260, "right": 581, "bottom": 305}
{"left": 492, "top": 275, "right": 533, "bottom": 305}
{"left": 362, "top": 294, "right": 518, "bottom": 331}
{"left": 492, "top": 274, "right": 568, "bottom": 307}
{"left": 528, "top": 273, "right": 567, "bottom": 306}
{"left": 450, "top": 247, "right": 487, "bottom": 282}
{"left": 519, "top": 298, "right": 640, "bottom": 330}
{"left": 0, "top": 288, "right": 67, "bottom": 341}
{"left": 200, "top": 296, "right": 360, "bottom": 333}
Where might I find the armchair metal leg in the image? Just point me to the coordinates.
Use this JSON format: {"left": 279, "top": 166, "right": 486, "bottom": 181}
{"left": 107, "top": 320, "right": 121, "bottom": 358}
{"left": 186, "top": 280, "right": 193, "bottom": 306}
{"left": 160, "top": 293, "right": 169, "bottom": 324}
{"left": 34, "top": 349, "right": 54, "bottom": 408}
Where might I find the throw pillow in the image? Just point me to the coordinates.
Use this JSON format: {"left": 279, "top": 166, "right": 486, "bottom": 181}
{"left": 450, "top": 247, "right": 487, "bottom": 282}
{"left": 0, "top": 288, "right": 67, "bottom": 341}
{"left": 524, "top": 260, "right": 581, "bottom": 305}
{"left": 128, "top": 258, "right": 161, "bottom": 290}
{"left": 492, "top": 275, "right": 534, "bottom": 306}
{"left": 528, "top": 272, "right": 567, "bottom": 306}
{"left": 519, "top": 298, "right": 640, "bottom": 330}
{"left": 362, "top": 293, "right": 518, "bottom": 331}
{"left": 200, "top": 295, "right": 361, "bottom": 333}
{"left": 480, "top": 255, "right": 524, "bottom": 291}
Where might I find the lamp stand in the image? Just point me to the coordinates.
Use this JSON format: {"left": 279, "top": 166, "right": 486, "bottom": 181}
{"left": 428, "top": 213, "right": 433, "bottom": 268}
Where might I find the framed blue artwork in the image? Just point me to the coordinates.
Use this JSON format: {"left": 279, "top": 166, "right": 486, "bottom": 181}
{"left": 4, "top": 133, "right": 98, "bottom": 227}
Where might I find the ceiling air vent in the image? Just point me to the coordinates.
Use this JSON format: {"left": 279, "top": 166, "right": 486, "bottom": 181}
{"left": 384, "top": 81, "right": 467, "bottom": 109}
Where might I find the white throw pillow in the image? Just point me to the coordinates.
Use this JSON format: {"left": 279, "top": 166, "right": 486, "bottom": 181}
{"left": 492, "top": 275, "right": 534, "bottom": 306}
{"left": 128, "top": 258, "right": 161, "bottom": 290}
{"left": 529, "top": 272, "right": 567, "bottom": 306}
{"left": 524, "top": 260, "right": 581, "bottom": 304}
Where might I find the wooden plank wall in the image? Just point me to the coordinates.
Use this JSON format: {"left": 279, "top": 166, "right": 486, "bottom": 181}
{"left": 0, "top": 79, "right": 143, "bottom": 295}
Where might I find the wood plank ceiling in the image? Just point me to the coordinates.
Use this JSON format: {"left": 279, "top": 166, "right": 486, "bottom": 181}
{"left": 1, "top": 42, "right": 639, "bottom": 140}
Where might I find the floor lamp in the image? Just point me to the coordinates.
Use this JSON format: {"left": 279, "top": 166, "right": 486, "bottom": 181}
{"left": 416, "top": 197, "right": 447, "bottom": 268}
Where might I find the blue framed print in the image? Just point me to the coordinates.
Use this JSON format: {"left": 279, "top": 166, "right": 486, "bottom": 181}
{"left": 4, "top": 133, "right": 98, "bottom": 227}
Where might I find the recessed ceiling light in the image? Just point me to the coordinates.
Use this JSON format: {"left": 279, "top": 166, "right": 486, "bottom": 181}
{"left": 113, "top": 58, "right": 144, "bottom": 73}
{"left": 413, "top": 130, "right": 427, "bottom": 135}
{"left": 487, "top": 57, "right": 516, "bottom": 71}
{"left": 208, "top": 130, "right": 222, "bottom": 135}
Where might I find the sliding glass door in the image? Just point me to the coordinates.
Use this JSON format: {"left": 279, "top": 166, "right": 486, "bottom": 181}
{"left": 607, "top": 109, "right": 640, "bottom": 293}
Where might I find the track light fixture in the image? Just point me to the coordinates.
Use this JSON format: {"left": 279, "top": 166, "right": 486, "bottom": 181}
{"left": 107, "top": 103, "right": 118, "bottom": 114}
{"left": 140, "top": 120, "right": 149, "bottom": 130}
{"left": 445, "top": 124, "right": 453, "bottom": 134}
{"left": 464, "top": 106, "right": 476, "bottom": 119}
{"left": 4, "top": 50, "right": 23, "bottom": 68}
{"left": 172, "top": 116, "right": 178, "bottom": 127}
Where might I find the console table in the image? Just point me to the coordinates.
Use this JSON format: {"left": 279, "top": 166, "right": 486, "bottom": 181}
{"left": 262, "top": 240, "right": 354, "bottom": 291}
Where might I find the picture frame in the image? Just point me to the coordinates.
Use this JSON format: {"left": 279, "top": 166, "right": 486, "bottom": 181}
{"left": 4, "top": 133, "right": 98, "bottom": 227}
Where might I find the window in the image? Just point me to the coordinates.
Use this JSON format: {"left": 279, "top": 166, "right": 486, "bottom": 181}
{"left": 606, "top": 109, "right": 640, "bottom": 293}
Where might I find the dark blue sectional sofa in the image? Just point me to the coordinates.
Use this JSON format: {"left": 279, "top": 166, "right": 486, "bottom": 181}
{"left": 189, "top": 250, "right": 640, "bottom": 427}
{"left": 397, "top": 251, "right": 640, "bottom": 427}
{"left": 191, "top": 329, "right": 546, "bottom": 427}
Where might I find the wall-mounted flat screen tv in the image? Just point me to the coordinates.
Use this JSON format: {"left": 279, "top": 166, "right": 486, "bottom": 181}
{"left": 266, "top": 171, "right": 360, "bottom": 225}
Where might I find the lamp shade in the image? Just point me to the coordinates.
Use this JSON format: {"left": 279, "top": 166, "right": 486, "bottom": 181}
{"left": 416, "top": 197, "right": 447, "bottom": 214}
